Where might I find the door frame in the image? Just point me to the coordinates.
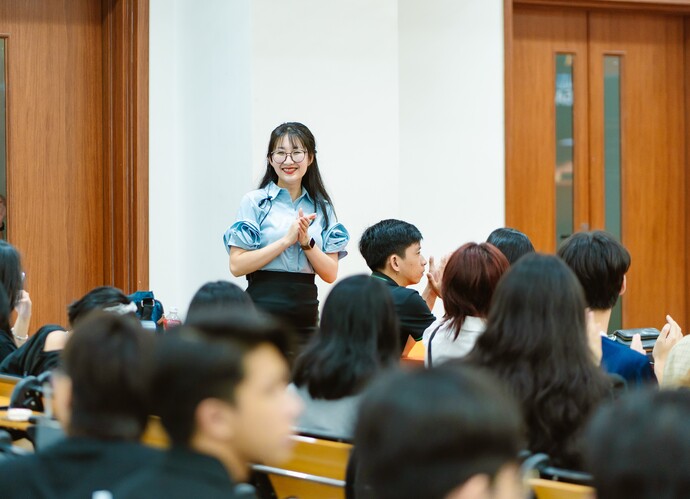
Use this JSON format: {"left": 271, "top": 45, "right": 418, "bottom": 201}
{"left": 504, "top": 0, "right": 690, "bottom": 319}
{"left": 103, "top": 0, "right": 149, "bottom": 293}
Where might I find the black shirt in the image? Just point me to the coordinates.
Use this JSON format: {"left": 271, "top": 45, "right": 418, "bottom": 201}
{"left": 371, "top": 272, "right": 435, "bottom": 349}
{"left": 0, "top": 329, "right": 17, "bottom": 363}
{"left": 0, "top": 437, "right": 162, "bottom": 499}
{"left": 114, "top": 446, "right": 250, "bottom": 499}
{"left": 0, "top": 324, "right": 64, "bottom": 377}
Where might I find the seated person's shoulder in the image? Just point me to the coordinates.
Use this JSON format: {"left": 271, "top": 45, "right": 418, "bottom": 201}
{"left": 601, "top": 336, "right": 654, "bottom": 381}
{"left": 601, "top": 336, "right": 648, "bottom": 364}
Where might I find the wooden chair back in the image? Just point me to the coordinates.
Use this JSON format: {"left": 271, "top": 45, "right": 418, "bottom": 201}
{"left": 141, "top": 416, "right": 170, "bottom": 448}
{"left": 0, "top": 374, "right": 20, "bottom": 400}
{"left": 253, "top": 434, "right": 352, "bottom": 499}
{"left": 529, "top": 478, "right": 595, "bottom": 499}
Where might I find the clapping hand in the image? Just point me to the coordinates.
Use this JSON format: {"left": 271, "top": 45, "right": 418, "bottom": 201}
{"left": 426, "top": 254, "right": 449, "bottom": 299}
{"left": 297, "top": 208, "right": 316, "bottom": 246}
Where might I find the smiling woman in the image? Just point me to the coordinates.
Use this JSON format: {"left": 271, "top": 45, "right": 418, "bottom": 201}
{"left": 223, "top": 122, "right": 349, "bottom": 350}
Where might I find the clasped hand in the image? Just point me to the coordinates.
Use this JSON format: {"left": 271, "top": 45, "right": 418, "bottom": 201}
{"left": 284, "top": 208, "right": 317, "bottom": 246}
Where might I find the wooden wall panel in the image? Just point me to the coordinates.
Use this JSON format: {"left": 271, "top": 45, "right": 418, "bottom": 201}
{"left": 0, "top": 0, "right": 105, "bottom": 327}
{"left": 0, "top": 0, "right": 148, "bottom": 329}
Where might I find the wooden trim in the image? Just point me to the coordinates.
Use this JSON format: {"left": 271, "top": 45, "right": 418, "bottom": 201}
{"left": 102, "top": 0, "right": 149, "bottom": 294}
{"left": 0, "top": 34, "right": 9, "bottom": 243}
{"left": 504, "top": 0, "right": 513, "bottom": 226}
{"left": 515, "top": 0, "right": 690, "bottom": 13}
{"left": 685, "top": 17, "right": 690, "bottom": 332}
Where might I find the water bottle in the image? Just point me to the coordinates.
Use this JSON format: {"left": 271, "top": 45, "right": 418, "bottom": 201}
{"left": 164, "top": 307, "right": 182, "bottom": 330}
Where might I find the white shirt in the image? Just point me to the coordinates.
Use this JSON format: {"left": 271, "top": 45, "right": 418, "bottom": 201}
{"left": 422, "top": 316, "right": 487, "bottom": 367}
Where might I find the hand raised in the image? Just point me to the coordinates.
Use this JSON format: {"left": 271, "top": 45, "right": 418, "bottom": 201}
{"left": 653, "top": 314, "right": 683, "bottom": 364}
{"left": 15, "top": 290, "right": 32, "bottom": 319}
{"left": 427, "top": 253, "right": 450, "bottom": 298}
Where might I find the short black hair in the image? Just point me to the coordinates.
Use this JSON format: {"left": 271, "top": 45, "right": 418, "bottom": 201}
{"left": 61, "top": 312, "right": 153, "bottom": 440}
{"left": 354, "top": 364, "right": 523, "bottom": 499}
{"left": 359, "top": 219, "right": 422, "bottom": 272}
{"left": 186, "top": 280, "right": 254, "bottom": 324}
{"left": 67, "top": 286, "right": 131, "bottom": 327}
{"left": 486, "top": 227, "right": 535, "bottom": 265}
{"left": 151, "top": 310, "right": 290, "bottom": 445}
{"left": 557, "top": 231, "right": 630, "bottom": 310}
{"left": 585, "top": 389, "right": 690, "bottom": 499}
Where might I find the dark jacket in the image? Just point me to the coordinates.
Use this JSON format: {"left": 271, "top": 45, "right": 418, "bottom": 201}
{"left": 0, "top": 437, "right": 162, "bottom": 498}
{"left": 114, "top": 446, "right": 249, "bottom": 499}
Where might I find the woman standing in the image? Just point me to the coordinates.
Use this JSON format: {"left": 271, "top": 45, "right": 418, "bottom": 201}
{"left": 224, "top": 122, "right": 349, "bottom": 346}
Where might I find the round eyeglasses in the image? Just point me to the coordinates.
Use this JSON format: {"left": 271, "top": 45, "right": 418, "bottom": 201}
{"left": 271, "top": 150, "right": 306, "bottom": 164}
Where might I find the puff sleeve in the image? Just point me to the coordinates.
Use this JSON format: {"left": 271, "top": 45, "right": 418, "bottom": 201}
{"left": 321, "top": 204, "right": 350, "bottom": 259}
{"left": 223, "top": 195, "right": 262, "bottom": 253}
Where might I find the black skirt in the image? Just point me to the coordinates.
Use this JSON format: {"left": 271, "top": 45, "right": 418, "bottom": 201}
{"left": 246, "top": 271, "right": 318, "bottom": 349}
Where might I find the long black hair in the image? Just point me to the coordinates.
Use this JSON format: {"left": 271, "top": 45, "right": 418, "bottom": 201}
{"left": 0, "top": 240, "right": 23, "bottom": 309}
{"left": 465, "top": 253, "right": 611, "bottom": 468}
{"left": 293, "top": 275, "right": 400, "bottom": 399}
{"left": 259, "top": 122, "right": 335, "bottom": 228}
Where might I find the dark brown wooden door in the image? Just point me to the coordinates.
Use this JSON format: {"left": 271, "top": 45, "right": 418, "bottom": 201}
{"left": 0, "top": 0, "right": 149, "bottom": 329}
{"left": 507, "top": 7, "right": 687, "bottom": 329}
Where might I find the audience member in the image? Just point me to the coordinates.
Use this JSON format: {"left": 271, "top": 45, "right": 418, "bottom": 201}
{"left": 465, "top": 253, "right": 612, "bottom": 469}
{"left": 585, "top": 389, "right": 690, "bottom": 499}
{"left": 290, "top": 275, "right": 399, "bottom": 438}
{"left": 352, "top": 364, "right": 524, "bottom": 499}
{"left": 359, "top": 219, "right": 439, "bottom": 354}
{"left": 558, "top": 230, "right": 682, "bottom": 385}
{"left": 0, "top": 312, "right": 159, "bottom": 497}
{"left": 486, "top": 227, "right": 534, "bottom": 265}
{"left": 0, "top": 286, "right": 137, "bottom": 377}
{"left": 0, "top": 287, "right": 15, "bottom": 361}
{"left": 659, "top": 335, "right": 690, "bottom": 387}
{"left": 0, "top": 240, "right": 31, "bottom": 350}
{"left": 115, "top": 311, "right": 301, "bottom": 498}
{"left": 423, "top": 242, "right": 508, "bottom": 366}
{"left": 186, "top": 280, "right": 254, "bottom": 324}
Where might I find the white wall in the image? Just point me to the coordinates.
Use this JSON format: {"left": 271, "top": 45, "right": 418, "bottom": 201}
{"left": 149, "top": 0, "right": 253, "bottom": 314}
{"left": 149, "top": 0, "right": 505, "bottom": 317}
{"left": 399, "top": 0, "right": 506, "bottom": 270}
{"left": 250, "top": 0, "right": 400, "bottom": 302}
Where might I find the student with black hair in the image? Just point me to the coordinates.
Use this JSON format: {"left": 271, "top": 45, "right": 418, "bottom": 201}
{"left": 466, "top": 253, "right": 612, "bottom": 469}
{"left": 585, "top": 389, "right": 690, "bottom": 499}
{"left": 0, "top": 287, "right": 15, "bottom": 361}
{"left": 558, "top": 230, "right": 682, "bottom": 386}
{"left": 486, "top": 227, "right": 535, "bottom": 265}
{"left": 0, "top": 286, "right": 136, "bottom": 377}
{"left": 290, "top": 275, "right": 399, "bottom": 438}
{"left": 115, "top": 311, "right": 301, "bottom": 498}
{"left": 0, "top": 240, "right": 32, "bottom": 346}
{"left": 0, "top": 312, "right": 159, "bottom": 498}
{"left": 359, "top": 219, "right": 439, "bottom": 353}
{"left": 352, "top": 365, "right": 525, "bottom": 499}
{"left": 224, "top": 122, "right": 349, "bottom": 348}
{"left": 186, "top": 280, "right": 254, "bottom": 324}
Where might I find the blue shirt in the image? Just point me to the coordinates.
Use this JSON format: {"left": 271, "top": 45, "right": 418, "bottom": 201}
{"left": 224, "top": 182, "right": 349, "bottom": 274}
{"left": 601, "top": 336, "right": 656, "bottom": 387}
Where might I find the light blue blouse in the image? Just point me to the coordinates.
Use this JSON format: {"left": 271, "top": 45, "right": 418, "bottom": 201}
{"left": 224, "top": 182, "right": 349, "bottom": 274}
